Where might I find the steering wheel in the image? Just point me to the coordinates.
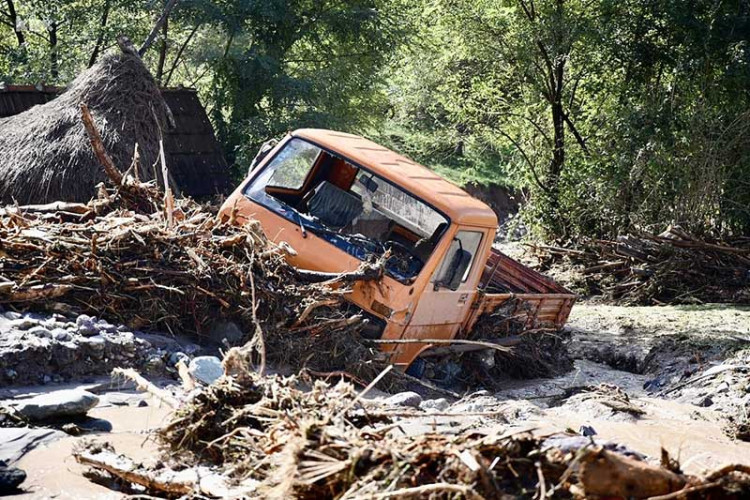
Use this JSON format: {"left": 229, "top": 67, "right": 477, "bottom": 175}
{"left": 385, "top": 240, "right": 424, "bottom": 266}
{"left": 347, "top": 234, "right": 386, "bottom": 255}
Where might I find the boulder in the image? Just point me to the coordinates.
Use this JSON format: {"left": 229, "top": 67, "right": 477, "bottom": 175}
{"left": 384, "top": 391, "right": 422, "bottom": 408}
{"left": 0, "top": 428, "right": 65, "bottom": 463}
{"left": 75, "top": 314, "right": 98, "bottom": 336}
{"left": 0, "top": 465, "right": 26, "bottom": 494}
{"left": 188, "top": 356, "right": 224, "bottom": 385}
{"left": 12, "top": 389, "right": 99, "bottom": 421}
{"left": 419, "top": 398, "right": 450, "bottom": 412}
{"left": 27, "top": 325, "right": 52, "bottom": 338}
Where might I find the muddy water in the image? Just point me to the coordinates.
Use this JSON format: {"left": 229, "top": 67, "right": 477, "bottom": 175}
{"left": 527, "top": 303, "right": 750, "bottom": 473}
{"left": 541, "top": 397, "right": 750, "bottom": 473}
{"left": 12, "top": 399, "right": 171, "bottom": 499}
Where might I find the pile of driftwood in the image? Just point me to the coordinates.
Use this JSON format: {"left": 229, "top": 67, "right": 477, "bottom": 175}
{"left": 0, "top": 104, "right": 401, "bottom": 387}
{"left": 536, "top": 227, "right": 750, "bottom": 305}
{"left": 73, "top": 365, "right": 750, "bottom": 499}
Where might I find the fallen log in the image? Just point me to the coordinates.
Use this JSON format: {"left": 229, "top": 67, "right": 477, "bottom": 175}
{"left": 579, "top": 448, "right": 686, "bottom": 498}
{"left": 0, "top": 284, "right": 73, "bottom": 303}
{"left": 75, "top": 447, "right": 194, "bottom": 495}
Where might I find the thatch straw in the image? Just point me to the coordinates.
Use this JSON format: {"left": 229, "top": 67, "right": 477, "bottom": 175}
{"left": 0, "top": 51, "right": 169, "bottom": 204}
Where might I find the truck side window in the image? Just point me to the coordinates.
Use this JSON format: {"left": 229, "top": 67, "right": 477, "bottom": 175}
{"left": 266, "top": 139, "right": 319, "bottom": 190}
{"left": 434, "top": 231, "right": 483, "bottom": 287}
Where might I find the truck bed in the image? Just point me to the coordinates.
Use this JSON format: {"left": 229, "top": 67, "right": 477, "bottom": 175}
{"left": 464, "top": 248, "right": 576, "bottom": 333}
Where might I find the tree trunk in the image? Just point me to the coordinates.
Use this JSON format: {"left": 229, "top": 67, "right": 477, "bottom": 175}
{"left": 88, "top": 0, "right": 111, "bottom": 67}
{"left": 164, "top": 23, "right": 200, "bottom": 86}
{"left": 155, "top": 14, "right": 168, "bottom": 84}
{"left": 4, "top": 0, "right": 24, "bottom": 46}
{"left": 49, "top": 21, "right": 58, "bottom": 80}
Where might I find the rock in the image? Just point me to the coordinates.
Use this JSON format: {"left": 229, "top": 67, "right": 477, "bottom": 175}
{"left": 51, "top": 328, "right": 72, "bottom": 342}
{"left": 0, "top": 465, "right": 26, "bottom": 494}
{"left": 716, "top": 382, "right": 730, "bottom": 394}
{"left": 75, "top": 314, "right": 98, "bottom": 336}
{"left": 695, "top": 395, "right": 714, "bottom": 407}
{"left": 0, "top": 428, "right": 66, "bottom": 463}
{"left": 419, "top": 398, "right": 450, "bottom": 412}
{"left": 27, "top": 325, "right": 51, "bottom": 338}
{"left": 2, "top": 311, "right": 22, "bottom": 321}
{"left": 13, "top": 389, "right": 100, "bottom": 421}
{"left": 188, "top": 356, "right": 224, "bottom": 385}
{"left": 384, "top": 391, "right": 422, "bottom": 408}
{"left": 145, "top": 355, "right": 166, "bottom": 374}
{"left": 643, "top": 376, "right": 667, "bottom": 392}
{"left": 7, "top": 317, "right": 40, "bottom": 330}
{"left": 72, "top": 417, "right": 112, "bottom": 433}
{"left": 79, "top": 335, "right": 106, "bottom": 355}
{"left": 579, "top": 425, "right": 597, "bottom": 437}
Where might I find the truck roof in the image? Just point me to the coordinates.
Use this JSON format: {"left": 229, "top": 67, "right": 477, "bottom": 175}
{"left": 292, "top": 129, "right": 499, "bottom": 228}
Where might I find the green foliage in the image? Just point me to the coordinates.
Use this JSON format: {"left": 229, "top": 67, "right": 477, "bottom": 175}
{"left": 382, "top": 0, "right": 750, "bottom": 239}
{"left": 1, "top": 0, "right": 749, "bottom": 239}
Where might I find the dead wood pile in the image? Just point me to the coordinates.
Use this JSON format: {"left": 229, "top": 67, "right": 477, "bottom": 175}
{"left": 0, "top": 154, "right": 398, "bottom": 386}
{"left": 0, "top": 49, "right": 170, "bottom": 204}
{"left": 74, "top": 367, "right": 750, "bottom": 499}
{"left": 536, "top": 227, "right": 750, "bottom": 305}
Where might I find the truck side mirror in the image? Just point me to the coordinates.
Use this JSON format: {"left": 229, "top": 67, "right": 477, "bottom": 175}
{"left": 248, "top": 138, "right": 278, "bottom": 175}
{"left": 437, "top": 248, "right": 472, "bottom": 291}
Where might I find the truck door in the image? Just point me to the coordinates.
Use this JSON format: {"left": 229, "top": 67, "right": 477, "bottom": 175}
{"left": 394, "top": 228, "right": 488, "bottom": 367}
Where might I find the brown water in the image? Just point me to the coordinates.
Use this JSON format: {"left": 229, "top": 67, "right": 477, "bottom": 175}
{"left": 13, "top": 402, "right": 171, "bottom": 499}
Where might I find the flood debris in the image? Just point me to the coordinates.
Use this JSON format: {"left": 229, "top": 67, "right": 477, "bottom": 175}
{"left": 536, "top": 226, "right": 750, "bottom": 305}
{"left": 72, "top": 365, "right": 750, "bottom": 499}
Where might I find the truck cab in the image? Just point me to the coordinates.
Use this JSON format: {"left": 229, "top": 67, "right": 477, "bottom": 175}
{"left": 219, "top": 129, "right": 573, "bottom": 369}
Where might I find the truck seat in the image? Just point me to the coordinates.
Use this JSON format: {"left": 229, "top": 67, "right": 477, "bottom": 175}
{"left": 308, "top": 181, "right": 364, "bottom": 229}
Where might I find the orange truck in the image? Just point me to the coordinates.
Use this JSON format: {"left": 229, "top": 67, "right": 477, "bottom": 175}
{"left": 219, "top": 129, "right": 575, "bottom": 370}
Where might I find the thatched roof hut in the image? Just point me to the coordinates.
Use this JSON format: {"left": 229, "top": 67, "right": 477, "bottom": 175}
{"left": 0, "top": 53, "right": 230, "bottom": 204}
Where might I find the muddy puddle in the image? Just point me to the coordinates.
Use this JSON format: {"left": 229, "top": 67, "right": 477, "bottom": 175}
{"left": 2, "top": 302, "right": 750, "bottom": 497}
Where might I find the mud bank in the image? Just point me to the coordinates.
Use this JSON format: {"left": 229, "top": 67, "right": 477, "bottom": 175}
{"left": 0, "top": 310, "right": 203, "bottom": 387}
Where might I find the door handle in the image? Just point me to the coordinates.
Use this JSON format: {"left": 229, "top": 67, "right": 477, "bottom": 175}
{"left": 458, "top": 293, "right": 469, "bottom": 304}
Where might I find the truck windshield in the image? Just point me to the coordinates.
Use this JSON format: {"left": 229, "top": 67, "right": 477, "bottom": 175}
{"left": 244, "top": 138, "right": 449, "bottom": 283}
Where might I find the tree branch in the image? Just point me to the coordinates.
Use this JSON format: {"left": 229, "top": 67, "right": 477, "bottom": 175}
{"left": 163, "top": 23, "right": 201, "bottom": 86}
{"left": 497, "top": 129, "right": 551, "bottom": 194}
{"left": 563, "top": 112, "right": 589, "bottom": 155}
{"left": 4, "top": 0, "right": 24, "bottom": 46}
{"left": 88, "top": 0, "right": 111, "bottom": 67}
{"left": 139, "top": 0, "right": 180, "bottom": 56}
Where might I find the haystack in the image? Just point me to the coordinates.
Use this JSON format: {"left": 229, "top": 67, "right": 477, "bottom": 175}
{"left": 0, "top": 50, "right": 169, "bottom": 204}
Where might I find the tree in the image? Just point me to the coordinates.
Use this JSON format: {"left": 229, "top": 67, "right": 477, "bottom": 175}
{"left": 180, "top": 0, "right": 405, "bottom": 168}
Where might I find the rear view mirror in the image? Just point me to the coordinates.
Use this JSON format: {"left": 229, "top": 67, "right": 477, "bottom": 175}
{"left": 437, "top": 248, "right": 472, "bottom": 290}
{"left": 248, "top": 138, "right": 278, "bottom": 175}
